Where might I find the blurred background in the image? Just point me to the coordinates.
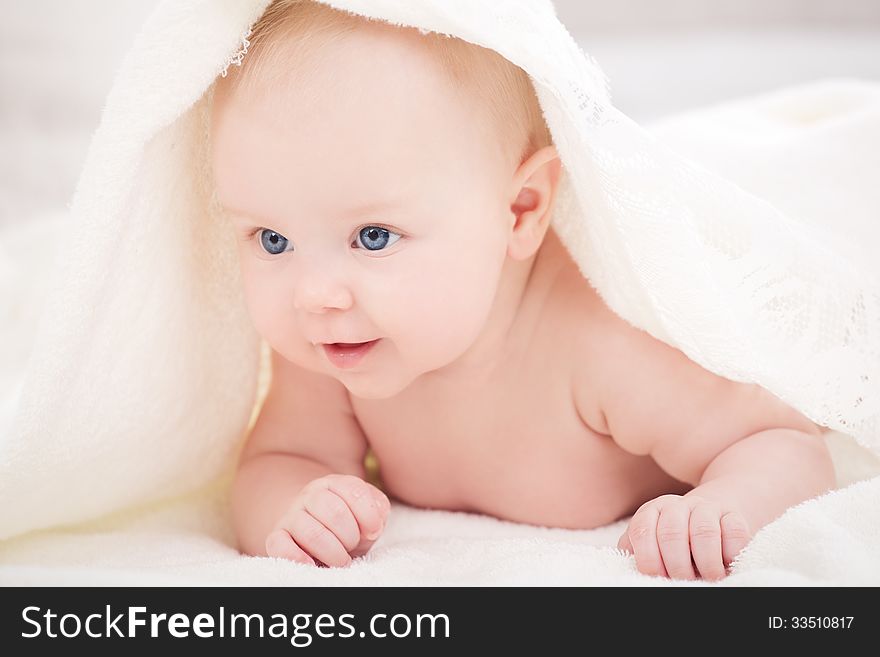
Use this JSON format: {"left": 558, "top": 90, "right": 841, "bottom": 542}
{"left": 1, "top": 0, "right": 879, "bottom": 228}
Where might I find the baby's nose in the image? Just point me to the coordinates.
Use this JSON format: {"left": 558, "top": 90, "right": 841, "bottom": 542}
{"left": 292, "top": 276, "right": 353, "bottom": 313}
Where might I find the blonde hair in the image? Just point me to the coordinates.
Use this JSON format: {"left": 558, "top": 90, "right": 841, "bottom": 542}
{"left": 217, "top": 0, "right": 553, "bottom": 167}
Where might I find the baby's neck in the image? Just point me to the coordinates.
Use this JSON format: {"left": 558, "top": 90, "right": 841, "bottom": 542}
{"left": 424, "top": 227, "right": 566, "bottom": 385}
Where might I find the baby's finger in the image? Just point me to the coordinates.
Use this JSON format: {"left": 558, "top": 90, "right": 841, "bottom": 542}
{"left": 288, "top": 509, "right": 352, "bottom": 568}
{"left": 688, "top": 503, "right": 725, "bottom": 581}
{"left": 720, "top": 511, "right": 752, "bottom": 570}
{"left": 627, "top": 506, "right": 668, "bottom": 578}
{"left": 656, "top": 502, "right": 696, "bottom": 580}
{"left": 326, "top": 477, "right": 388, "bottom": 540}
{"left": 265, "top": 528, "right": 316, "bottom": 566}
{"left": 303, "top": 488, "right": 361, "bottom": 552}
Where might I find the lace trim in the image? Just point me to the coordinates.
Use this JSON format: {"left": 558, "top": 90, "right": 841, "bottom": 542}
{"left": 220, "top": 27, "right": 253, "bottom": 78}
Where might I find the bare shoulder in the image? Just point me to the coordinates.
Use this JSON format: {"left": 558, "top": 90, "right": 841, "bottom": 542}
{"left": 562, "top": 272, "right": 619, "bottom": 437}
{"left": 579, "top": 298, "right": 823, "bottom": 485}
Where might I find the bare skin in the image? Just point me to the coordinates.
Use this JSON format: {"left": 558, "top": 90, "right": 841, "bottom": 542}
{"left": 350, "top": 226, "right": 691, "bottom": 529}
{"left": 213, "top": 19, "right": 836, "bottom": 579}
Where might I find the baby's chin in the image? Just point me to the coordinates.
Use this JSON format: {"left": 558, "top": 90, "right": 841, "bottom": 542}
{"left": 339, "top": 372, "right": 417, "bottom": 400}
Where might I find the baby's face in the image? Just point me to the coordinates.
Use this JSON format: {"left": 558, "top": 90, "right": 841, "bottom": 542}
{"left": 211, "top": 26, "right": 516, "bottom": 399}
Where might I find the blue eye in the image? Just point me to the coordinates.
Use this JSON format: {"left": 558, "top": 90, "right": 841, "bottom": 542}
{"left": 355, "top": 226, "right": 402, "bottom": 252}
{"left": 255, "top": 225, "right": 402, "bottom": 256}
{"left": 259, "top": 229, "right": 291, "bottom": 255}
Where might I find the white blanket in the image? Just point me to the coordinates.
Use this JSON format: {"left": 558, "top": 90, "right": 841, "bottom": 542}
{"left": 2, "top": 0, "right": 879, "bottom": 585}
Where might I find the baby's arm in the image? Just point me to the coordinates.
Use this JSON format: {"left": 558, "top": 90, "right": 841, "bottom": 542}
{"left": 679, "top": 424, "right": 833, "bottom": 537}
{"left": 581, "top": 318, "right": 834, "bottom": 580}
{"left": 231, "top": 349, "right": 389, "bottom": 565}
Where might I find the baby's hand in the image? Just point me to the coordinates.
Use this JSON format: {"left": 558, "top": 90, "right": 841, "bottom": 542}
{"left": 265, "top": 474, "right": 391, "bottom": 567}
{"left": 616, "top": 494, "right": 752, "bottom": 581}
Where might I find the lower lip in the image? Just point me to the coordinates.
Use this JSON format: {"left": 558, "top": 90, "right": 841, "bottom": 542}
{"left": 321, "top": 339, "right": 380, "bottom": 369}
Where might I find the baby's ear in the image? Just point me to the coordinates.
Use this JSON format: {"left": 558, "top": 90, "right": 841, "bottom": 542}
{"left": 507, "top": 145, "right": 562, "bottom": 260}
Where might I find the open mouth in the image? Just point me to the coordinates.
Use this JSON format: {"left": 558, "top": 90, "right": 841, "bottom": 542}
{"left": 321, "top": 339, "right": 380, "bottom": 369}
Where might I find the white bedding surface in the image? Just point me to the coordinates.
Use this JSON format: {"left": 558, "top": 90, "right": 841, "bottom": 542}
{"left": 1, "top": 430, "right": 878, "bottom": 586}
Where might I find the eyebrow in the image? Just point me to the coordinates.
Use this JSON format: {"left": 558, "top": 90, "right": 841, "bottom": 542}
{"left": 221, "top": 199, "right": 408, "bottom": 224}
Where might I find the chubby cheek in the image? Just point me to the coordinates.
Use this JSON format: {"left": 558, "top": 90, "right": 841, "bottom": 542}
{"left": 380, "top": 245, "right": 503, "bottom": 366}
{"left": 239, "top": 267, "right": 303, "bottom": 358}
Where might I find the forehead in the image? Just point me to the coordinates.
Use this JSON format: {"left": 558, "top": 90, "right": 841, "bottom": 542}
{"left": 211, "top": 25, "right": 499, "bottom": 212}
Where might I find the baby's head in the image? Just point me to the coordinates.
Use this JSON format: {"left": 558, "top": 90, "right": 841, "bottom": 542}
{"left": 210, "top": 0, "right": 561, "bottom": 398}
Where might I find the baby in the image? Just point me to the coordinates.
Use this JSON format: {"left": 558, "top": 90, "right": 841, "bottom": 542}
{"left": 209, "top": 0, "right": 836, "bottom": 581}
